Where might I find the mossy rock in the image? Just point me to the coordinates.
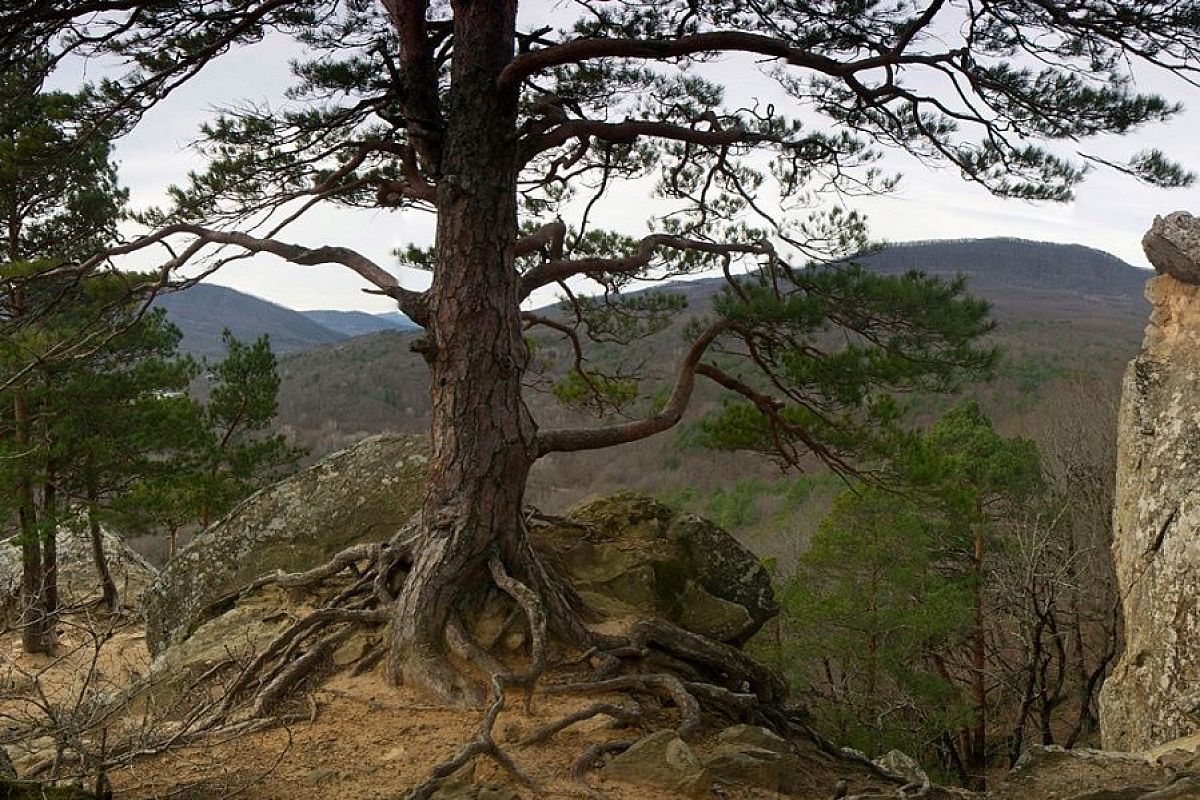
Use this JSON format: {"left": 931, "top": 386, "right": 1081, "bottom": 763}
{"left": 532, "top": 492, "right": 778, "bottom": 643}
{"left": 145, "top": 433, "right": 429, "bottom": 654}
{"left": 0, "top": 782, "right": 97, "bottom": 799}
{"left": 146, "top": 441, "right": 776, "bottom": 658}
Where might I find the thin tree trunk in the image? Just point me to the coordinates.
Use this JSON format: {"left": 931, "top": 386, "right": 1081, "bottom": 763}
{"left": 87, "top": 485, "right": 119, "bottom": 613}
{"left": 14, "top": 387, "right": 50, "bottom": 653}
{"left": 42, "top": 466, "right": 58, "bottom": 613}
{"left": 969, "top": 521, "right": 987, "bottom": 790}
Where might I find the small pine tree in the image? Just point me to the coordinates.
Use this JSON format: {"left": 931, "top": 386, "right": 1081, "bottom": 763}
{"left": 195, "top": 330, "right": 305, "bottom": 528}
{"left": 785, "top": 402, "right": 1041, "bottom": 786}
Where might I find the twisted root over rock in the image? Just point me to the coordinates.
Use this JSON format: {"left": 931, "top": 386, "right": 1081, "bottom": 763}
{"left": 170, "top": 518, "right": 797, "bottom": 799}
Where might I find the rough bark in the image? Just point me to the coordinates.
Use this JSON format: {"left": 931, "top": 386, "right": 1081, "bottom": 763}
{"left": 385, "top": 0, "right": 559, "bottom": 702}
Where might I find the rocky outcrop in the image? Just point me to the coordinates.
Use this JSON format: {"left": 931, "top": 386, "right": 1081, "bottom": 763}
{"left": 144, "top": 433, "right": 429, "bottom": 654}
{"left": 1100, "top": 212, "right": 1200, "bottom": 751}
{"left": 146, "top": 432, "right": 778, "bottom": 654}
{"left": 992, "top": 745, "right": 1174, "bottom": 800}
{"left": 536, "top": 493, "right": 778, "bottom": 644}
{"left": 0, "top": 517, "right": 157, "bottom": 614}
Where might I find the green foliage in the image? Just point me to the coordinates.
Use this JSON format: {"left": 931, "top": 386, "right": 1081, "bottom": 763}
{"left": 192, "top": 330, "right": 306, "bottom": 525}
{"left": 781, "top": 403, "right": 1042, "bottom": 766}
{"left": 785, "top": 486, "right": 974, "bottom": 755}
{"left": 551, "top": 369, "right": 639, "bottom": 415}
{"left": 687, "top": 263, "right": 998, "bottom": 472}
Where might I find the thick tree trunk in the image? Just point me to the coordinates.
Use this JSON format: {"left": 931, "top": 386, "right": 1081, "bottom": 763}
{"left": 385, "top": 0, "right": 553, "bottom": 702}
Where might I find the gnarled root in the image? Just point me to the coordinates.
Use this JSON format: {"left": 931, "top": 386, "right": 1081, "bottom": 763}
{"left": 171, "top": 515, "right": 797, "bottom": 800}
{"left": 405, "top": 676, "right": 540, "bottom": 800}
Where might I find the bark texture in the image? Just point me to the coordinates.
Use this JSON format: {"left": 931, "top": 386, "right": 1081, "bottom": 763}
{"left": 384, "top": 0, "right": 547, "bottom": 701}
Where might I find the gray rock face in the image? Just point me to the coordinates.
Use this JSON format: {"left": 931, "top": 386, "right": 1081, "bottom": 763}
{"left": 144, "top": 433, "right": 429, "bottom": 654}
{"left": 1144, "top": 212, "right": 1200, "bottom": 286}
{"left": 0, "top": 517, "right": 157, "bottom": 614}
{"left": 537, "top": 492, "right": 779, "bottom": 644}
{"left": 146, "top": 436, "right": 778, "bottom": 656}
{"left": 598, "top": 730, "right": 710, "bottom": 795}
{"left": 1099, "top": 240, "right": 1200, "bottom": 750}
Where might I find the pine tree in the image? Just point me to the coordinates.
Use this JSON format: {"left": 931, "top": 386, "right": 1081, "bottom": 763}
{"left": 0, "top": 52, "right": 125, "bottom": 652}
{"left": 195, "top": 330, "right": 305, "bottom": 528}
{"left": 3, "top": 1, "right": 1197, "bottom": 697}
{"left": 787, "top": 402, "right": 1042, "bottom": 786}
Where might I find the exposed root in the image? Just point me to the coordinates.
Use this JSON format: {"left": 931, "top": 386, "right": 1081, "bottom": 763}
{"left": 405, "top": 676, "right": 539, "bottom": 800}
{"left": 145, "top": 515, "right": 803, "bottom": 800}
{"left": 630, "top": 618, "right": 787, "bottom": 703}
{"left": 487, "top": 553, "right": 547, "bottom": 709}
{"left": 209, "top": 607, "right": 387, "bottom": 724}
{"left": 545, "top": 672, "right": 702, "bottom": 738}
{"left": 446, "top": 613, "right": 506, "bottom": 679}
{"left": 516, "top": 701, "right": 640, "bottom": 748}
{"left": 250, "top": 626, "right": 353, "bottom": 717}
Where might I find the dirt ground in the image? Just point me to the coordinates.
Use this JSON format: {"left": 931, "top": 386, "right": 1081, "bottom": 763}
{"left": 0, "top": 611, "right": 874, "bottom": 800}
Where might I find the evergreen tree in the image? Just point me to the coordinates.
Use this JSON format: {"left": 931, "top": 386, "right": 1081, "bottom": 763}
{"left": 0, "top": 52, "right": 125, "bottom": 652}
{"left": 196, "top": 330, "right": 304, "bottom": 528}
{"left": 3, "top": 1, "right": 1197, "bottom": 697}
{"left": 786, "top": 487, "right": 973, "bottom": 759}
{"left": 43, "top": 298, "right": 200, "bottom": 611}
{"left": 787, "top": 402, "right": 1041, "bottom": 786}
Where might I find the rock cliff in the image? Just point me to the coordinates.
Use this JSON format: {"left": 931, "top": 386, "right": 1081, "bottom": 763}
{"left": 1100, "top": 211, "right": 1200, "bottom": 750}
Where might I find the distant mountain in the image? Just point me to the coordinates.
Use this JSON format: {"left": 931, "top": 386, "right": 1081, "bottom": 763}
{"left": 154, "top": 284, "right": 346, "bottom": 359}
{"left": 302, "top": 309, "right": 417, "bottom": 338}
{"left": 273, "top": 237, "right": 1152, "bottom": 459}
{"left": 850, "top": 238, "right": 1149, "bottom": 313}
{"left": 376, "top": 312, "right": 419, "bottom": 329}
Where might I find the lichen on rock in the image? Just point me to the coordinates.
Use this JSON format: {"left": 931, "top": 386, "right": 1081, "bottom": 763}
{"left": 144, "top": 433, "right": 429, "bottom": 654}
{"left": 146, "top": 435, "right": 778, "bottom": 658}
{"left": 1100, "top": 211, "right": 1200, "bottom": 751}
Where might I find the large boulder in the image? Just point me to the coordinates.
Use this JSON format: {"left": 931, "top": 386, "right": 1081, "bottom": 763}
{"left": 144, "top": 433, "right": 429, "bottom": 654}
{"left": 146, "top": 436, "right": 778, "bottom": 655}
{"left": 534, "top": 492, "right": 779, "bottom": 644}
{"left": 1100, "top": 212, "right": 1200, "bottom": 751}
{"left": 991, "top": 745, "right": 1176, "bottom": 800}
{"left": 0, "top": 517, "right": 157, "bottom": 615}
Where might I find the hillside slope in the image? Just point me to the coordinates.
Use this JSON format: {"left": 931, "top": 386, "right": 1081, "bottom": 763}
{"left": 154, "top": 284, "right": 346, "bottom": 359}
{"left": 301, "top": 309, "right": 418, "bottom": 337}
{"left": 275, "top": 237, "right": 1149, "bottom": 444}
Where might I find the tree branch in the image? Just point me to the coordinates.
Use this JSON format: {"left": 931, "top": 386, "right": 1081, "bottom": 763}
{"left": 519, "top": 235, "right": 769, "bottom": 299}
{"left": 535, "top": 320, "right": 726, "bottom": 455}
{"left": 67, "top": 224, "right": 430, "bottom": 327}
{"left": 521, "top": 118, "right": 775, "bottom": 163}
{"left": 498, "top": 29, "right": 956, "bottom": 94}
{"left": 514, "top": 219, "right": 566, "bottom": 258}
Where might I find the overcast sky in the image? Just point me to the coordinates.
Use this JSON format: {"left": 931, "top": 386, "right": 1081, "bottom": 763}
{"left": 79, "top": 11, "right": 1200, "bottom": 313}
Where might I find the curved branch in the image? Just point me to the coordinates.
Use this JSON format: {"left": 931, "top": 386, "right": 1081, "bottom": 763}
{"left": 67, "top": 224, "right": 430, "bottom": 327}
{"left": 535, "top": 320, "right": 727, "bottom": 456}
{"left": 514, "top": 219, "right": 566, "bottom": 258}
{"left": 695, "top": 362, "right": 859, "bottom": 477}
{"left": 522, "top": 118, "right": 775, "bottom": 163}
{"left": 519, "top": 235, "right": 769, "bottom": 299}
{"left": 498, "top": 29, "right": 956, "bottom": 94}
